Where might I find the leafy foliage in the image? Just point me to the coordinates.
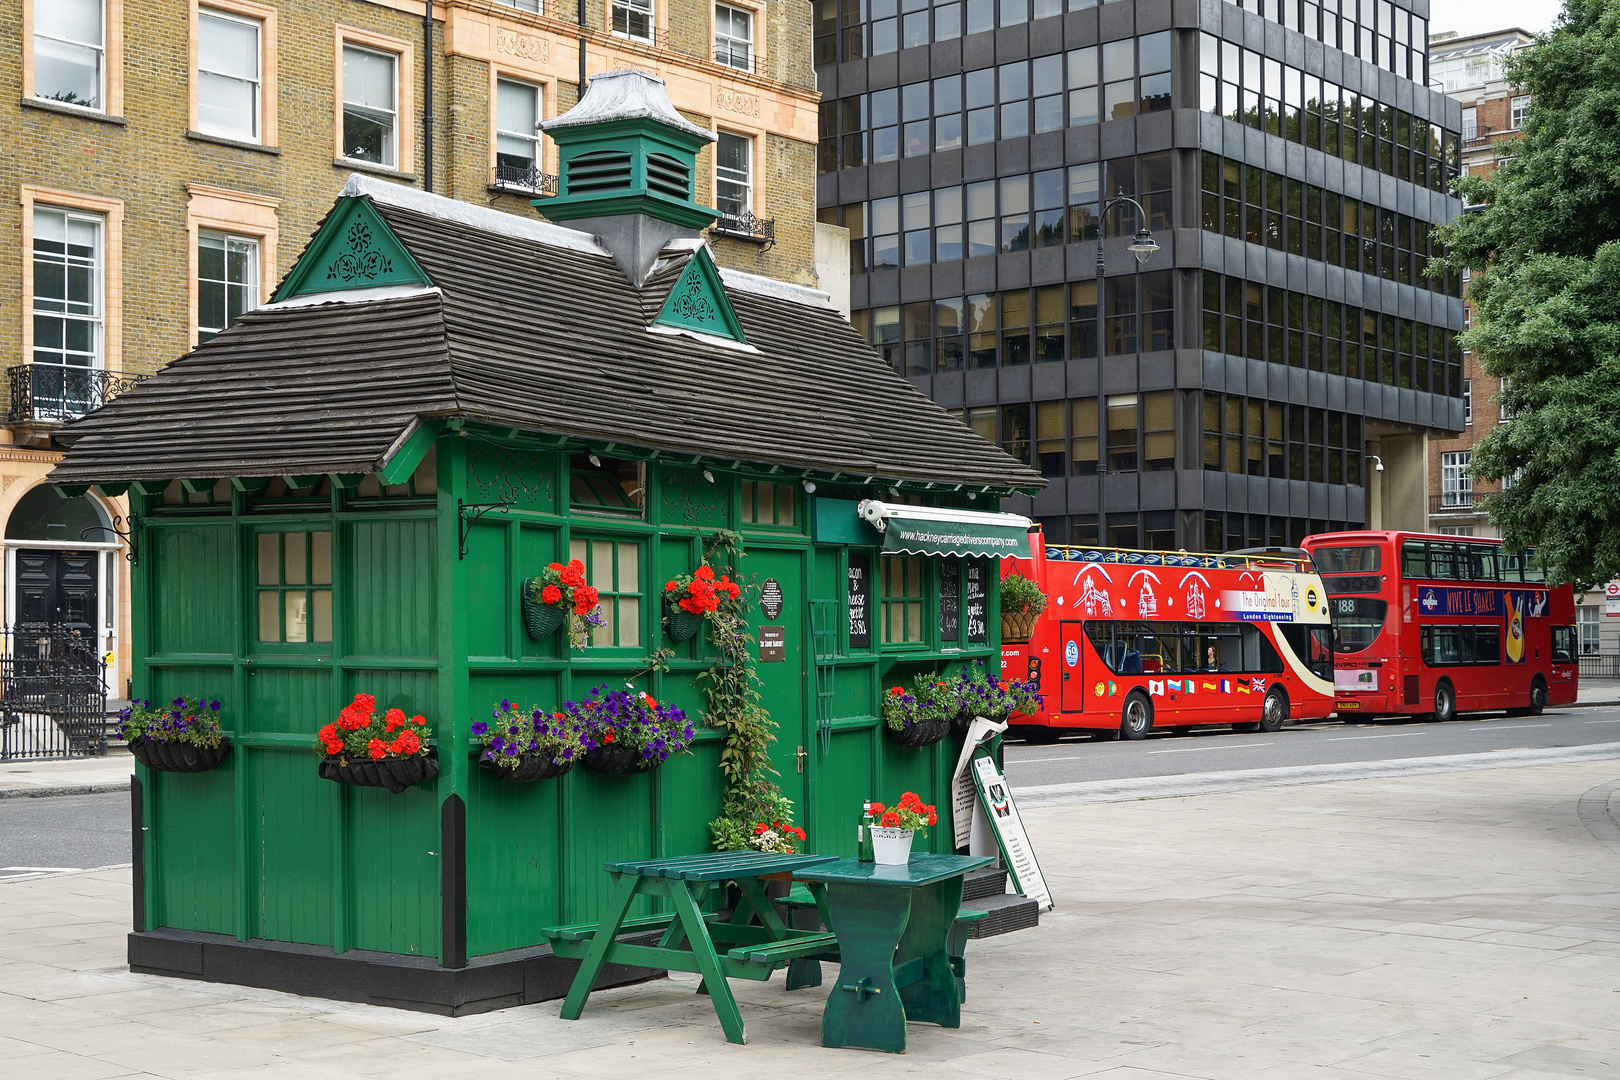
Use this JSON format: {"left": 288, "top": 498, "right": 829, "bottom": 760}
{"left": 1429, "top": 0, "right": 1620, "bottom": 589}
{"left": 472, "top": 700, "right": 588, "bottom": 769}
{"left": 1000, "top": 572, "right": 1048, "bottom": 615}
{"left": 120, "top": 696, "right": 224, "bottom": 748}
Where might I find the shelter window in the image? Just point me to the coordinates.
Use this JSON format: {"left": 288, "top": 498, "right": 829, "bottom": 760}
{"left": 570, "top": 538, "right": 642, "bottom": 649}
{"left": 495, "top": 79, "right": 543, "bottom": 184}
{"left": 197, "top": 230, "right": 259, "bottom": 343}
{"left": 256, "top": 531, "right": 333, "bottom": 644}
{"left": 740, "top": 481, "right": 796, "bottom": 527}
{"left": 714, "top": 4, "right": 753, "bottom": 70}
{"left": 34, "top": 0, "right": 105, "bottom": 110}
{"left": 879, "top": 555, "right": 923, "bottom": 645}
{"left": 342, "top": 44, "right": 398, "bottom": 167}
{"left": 613, "top": 0, "right": 654, "bottom": 42}
{"left": 197, "top": 8, "right": 262, "bottom": 142}
{"left": 569, "top": 454, "right": 643, "bottom": 516}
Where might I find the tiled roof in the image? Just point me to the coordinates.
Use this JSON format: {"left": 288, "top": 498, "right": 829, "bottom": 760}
{"left": 50, "top": 179, "right": 1044, "bottom": 494}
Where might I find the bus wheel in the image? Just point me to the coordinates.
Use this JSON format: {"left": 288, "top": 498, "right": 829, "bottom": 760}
{"left": 1432, "top": 681, "right": 1457, "bottom": 723}
{"left": 1509, "top": 677, "right": 1549, "bottom": 717}
{"left": 1120, "top": 693, "right": 1153, "bottom": 740}
{"left": 1257, "top": 688, "right": 1289, "bottom": 733}
{"left": 1021, "top": 727, "right": 1062, "bottom": 745}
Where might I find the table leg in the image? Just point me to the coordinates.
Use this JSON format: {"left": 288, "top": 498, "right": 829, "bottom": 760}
{"left": 820, "top": 882, "right": 911, "bottom": 1054}
{"left": 559, "top": 872, "right": 641, "bottom": 1021}
{"left": 668, "top": 878, "right": 748, "bottom": 1045}
{"left": 896, "top": 877, "right": 962, "bottom": 1028}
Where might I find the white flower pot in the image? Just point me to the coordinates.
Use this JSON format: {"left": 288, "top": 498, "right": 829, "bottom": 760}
{"left": 870, "top": 826, "right": 915, "bottom": 865}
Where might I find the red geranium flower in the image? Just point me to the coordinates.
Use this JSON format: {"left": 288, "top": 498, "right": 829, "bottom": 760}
{"left": 367, "top": 738, "right": 387, "bottom": 760}
{"left": 881, "top": 811, "right": 900, "bottom": 828}
{"left": 869, "top": 802, "right": 886, "bottom": 816}
{"left": 541, "top": 584, "right": 563, "bottom": 605}
{"left": 755, "top": 823, "right": 769, "bottom": 835}
{"left": 602, "top": 728, "right": 615, "bottom": 743}
{"left": 385, "top": 708, "right": 406, "bottom": 732}
{"left": 695, "top": 565, "right": 715, "bottom": 581}
{"left": 926, "top": 811, "right": 938, "bottom": 826}
{"left": 390, "top": 730, "right": 421, "bottom": 755}
{"left": 665, "top": 580, "right": 678, "bottom": 592}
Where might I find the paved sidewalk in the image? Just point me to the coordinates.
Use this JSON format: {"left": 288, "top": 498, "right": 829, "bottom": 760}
{"left": 6, "top": 761, "right": 1620, "bottom": 1078}
{"left": 0, "top": 752, "right": 133, "bottom": 798}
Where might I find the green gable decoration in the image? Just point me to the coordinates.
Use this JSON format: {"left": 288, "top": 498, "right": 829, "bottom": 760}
{"left": 272, "top": 197, "right": 431, "bottom": 301}
{"left": 654, "top": 248, "right": 746, "bottom": 343}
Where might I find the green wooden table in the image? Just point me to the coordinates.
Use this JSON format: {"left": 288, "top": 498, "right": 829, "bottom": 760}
{"left": 794, "top": 853, "right": 995, "bottom": 1054}
{"left": 542, "top": 851, "right": 839, "bottom": 1045}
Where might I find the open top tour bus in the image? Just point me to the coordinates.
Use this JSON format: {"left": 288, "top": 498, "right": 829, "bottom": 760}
{"left": 1001, "top": 530, "right": 1336, "bottom": 741}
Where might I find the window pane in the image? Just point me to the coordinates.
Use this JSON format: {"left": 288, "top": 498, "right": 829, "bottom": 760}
{"left": 617, "top": 542, "right": 638, "bottom": 593}
{"left": 200, "top": 12, "right": 259, "bottom": 80}
{"left": 312, "top": 590, "right": 333, "bottom": 643}
{"left": 343, "top": 46, "right": 395, "bottom": 110}
{"left": 311, "top": 532, "right": 332, "bottom": 585}
{"left": 257, "top": 533, "right": 279, "bottom": 585}
{"left": 257, "top": 590, "right": 279, "bottom": 642}
{"left": 285, "top": 592, "right": 309, "bottom": 643}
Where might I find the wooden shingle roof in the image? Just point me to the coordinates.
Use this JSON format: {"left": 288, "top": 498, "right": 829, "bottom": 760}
{"left": 49, "top": 178, "right": 1044, "bottom": 493}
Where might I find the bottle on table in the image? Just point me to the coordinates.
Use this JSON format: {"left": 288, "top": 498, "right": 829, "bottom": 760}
{"left": 857, "top": 801, "right": 874, "bottom": 862}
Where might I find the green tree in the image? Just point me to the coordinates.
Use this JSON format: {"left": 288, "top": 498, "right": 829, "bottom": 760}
{"left": 1430, "top": 0, "right": 1620, "bottom": 590}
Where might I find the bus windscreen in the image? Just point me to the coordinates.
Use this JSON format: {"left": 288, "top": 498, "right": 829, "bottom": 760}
{"left": 1328, "top": 596, "right": 1387, "bottom": 653}
{"left": 1311, "top": 545, "right": 1382, "bottom": 573}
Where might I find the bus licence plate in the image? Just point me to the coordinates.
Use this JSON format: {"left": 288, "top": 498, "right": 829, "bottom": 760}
{"left": 1337, "top": 701, "right": 1361, "bottom": 710}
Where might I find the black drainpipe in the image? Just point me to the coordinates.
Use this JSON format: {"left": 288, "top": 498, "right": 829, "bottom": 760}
{"left": 422, "top": 4, "right": 434, "bottom": 191}
{"left": 577, "top": 0, "right": 587, "bottom": 94}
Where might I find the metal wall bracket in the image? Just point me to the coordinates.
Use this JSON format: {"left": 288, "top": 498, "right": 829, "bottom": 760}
{"left": 81, "top": 514, "right": 139, "bottom": 565}
{"left": 457, "top": 499, "right": 513, "bottom": 560}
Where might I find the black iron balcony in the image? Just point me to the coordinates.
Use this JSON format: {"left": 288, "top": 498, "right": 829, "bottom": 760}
{"left": 713, "top": 46, "right": 757, "bottom": 73}
{"left": 712, "top": 211, "right": 776, "bottom": 247}
{"left": 1429, "top": 492, "right": 1476, "bottom": 514}
{"left": 7, "top": 364, "right": 148, "bottom": 425}
{"left": 490, "top": 163, "right": 558, "bottom": 197}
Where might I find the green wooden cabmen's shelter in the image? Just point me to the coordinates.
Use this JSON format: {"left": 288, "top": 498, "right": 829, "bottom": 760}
{"left": 48, "top": 70, "right": 1044, "bottom": 1014}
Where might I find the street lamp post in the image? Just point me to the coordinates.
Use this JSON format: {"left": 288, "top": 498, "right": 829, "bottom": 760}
{"left": 1094, "top": 190, "right": 1160, "bottom": 480}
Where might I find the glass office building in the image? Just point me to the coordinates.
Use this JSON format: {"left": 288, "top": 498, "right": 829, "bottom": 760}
{"left": 816, "top": 0, "right": 1465, "bottom": 550}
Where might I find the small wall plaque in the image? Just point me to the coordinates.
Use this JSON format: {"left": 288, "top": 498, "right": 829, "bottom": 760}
{"left": 759, "top": 624, "right": 786, "bottom": 662}
{"left": 760, "top": 578, "right": 784, "bottom": 621}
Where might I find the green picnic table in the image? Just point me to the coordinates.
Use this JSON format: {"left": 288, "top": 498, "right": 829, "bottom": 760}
{"left": 794, "top": 853, "right": 994, "bottom": 1054}
{"left": 542, "top": 851, "right": 840, "bottom": 1045}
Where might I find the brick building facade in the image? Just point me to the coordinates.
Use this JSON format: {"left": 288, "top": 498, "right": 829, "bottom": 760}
{"left": 0, "top": 0, "right": 824, "bottom": 695}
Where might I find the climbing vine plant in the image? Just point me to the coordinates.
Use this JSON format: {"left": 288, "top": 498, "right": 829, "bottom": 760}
{"left": 696, "top": 530, "right": 799, "bottom": 851}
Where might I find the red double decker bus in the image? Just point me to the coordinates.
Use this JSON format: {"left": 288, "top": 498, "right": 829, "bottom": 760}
{"left": 1000, "top": 530, "right": 1337, "bottom": 741}
{"left": 1300, "top": 531, "right": 1579, "bottom": 721}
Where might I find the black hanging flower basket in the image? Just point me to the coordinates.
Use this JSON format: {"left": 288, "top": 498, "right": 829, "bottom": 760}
{"left": 521, "top": 579, "right": 567, "bottom": 641}
{"left": 883, "top": 719, "right": 952, "bottom": 748}
{"left": 952, "top": 709, "right": 1008, "bottom": 735}
{"left": 478, "top": 751, "right": 574, "bottom": 782}
{"left": 318, "top": 754, "right": 439, "bottom": 794}
{"left": 664, "top": 596, "right": 704, "bottom": 643}
{"left": 583, "top": 743, "right": 661, "bottom": 775}
{"left": 130, "top": 736, "right": 232, "bottom": 773}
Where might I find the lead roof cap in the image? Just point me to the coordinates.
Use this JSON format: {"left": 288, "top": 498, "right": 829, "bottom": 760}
{"left": 539, "top": 69, "right": 714, "bottom": 143}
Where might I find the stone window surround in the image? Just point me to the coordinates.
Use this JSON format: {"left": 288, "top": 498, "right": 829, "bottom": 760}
{"left": 488, "top": 66, "right": 554, "bottom": 185}
{"left": 333, "top": 25, "right": 416, "bottom": 174}
{"left": 712, "top": 0, "right": 766, "bottom": 71}
{"left": 189, "top": 0, "right": 279, "bottom": 147}
{"left": 21, "top": 0, "right": 126, "bottom": 119}
{"left": 185, "top": 185, "right": 280, "bottom": 349}
{"left": 712, "top": 124, "right": 765, "bottom": 222}
{"left": 18, "top": 186, "right": 124, "bottom": 380}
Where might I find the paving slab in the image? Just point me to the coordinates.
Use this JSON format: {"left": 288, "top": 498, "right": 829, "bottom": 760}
{"left": 6, "top": 761, "right": 1620, "bottom": 1077}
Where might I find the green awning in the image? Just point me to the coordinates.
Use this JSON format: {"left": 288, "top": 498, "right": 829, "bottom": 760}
{"left": 858, "top": 500, "right": 1034, "bottom": 559}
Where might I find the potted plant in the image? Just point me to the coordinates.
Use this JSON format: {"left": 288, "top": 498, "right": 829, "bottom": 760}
{"left": 562, "top": 684, "right": 696, "bottom": 775}
{"left": 867, "top": 792, "right": 937, "bottom": 865}
{"left": 712, "top": 789, "right": 807, "bottom": 854}
{"left": 953, "top": 661, "right": 1045, "bottom": 732}
{"left": 472, "top": 700, "right": 586, "bottom": 782}
{"left": 521, "top": 559, "right": 605, "bottom": 646}
{"left": 661, "top": 564, "right": 741, "bottom": 642}
{"left": 1000, "top": 572, "right": 1047, "bottom": 642}
{"left": 315, "top": 693, "right": 437, "bottom": 794}
{"left": 881, "top": 675, "right": 955, "bottom": 748}
{"left": 122, "top": 696, "right": 230, "bottom": 773}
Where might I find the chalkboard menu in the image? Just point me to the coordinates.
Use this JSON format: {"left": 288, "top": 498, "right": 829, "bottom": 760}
{"left": 964, "top": 559, "right": 987, "bottom": 643}
{"left": 847, "top": 553, "right": 871, "bottom": 650}
{"left": 939, "top": 557, "right": 960, "bottom": 642}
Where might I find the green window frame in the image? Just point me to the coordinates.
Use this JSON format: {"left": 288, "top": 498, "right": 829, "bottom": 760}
{"left": 740, "top": 480, "right": 798, "bottom": 528}
{"left": 255, "top": 530, "right": 333, "bottom": 645}
{"left": 570, "top": 536, "right": 643, "bottom": 649}
{"left": 879, "top": 554, "right": 924, "bottom": 646}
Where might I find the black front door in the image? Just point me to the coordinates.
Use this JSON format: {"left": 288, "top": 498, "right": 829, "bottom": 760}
{"left": 16, "top": 549, "right": 99, "bottom": 631}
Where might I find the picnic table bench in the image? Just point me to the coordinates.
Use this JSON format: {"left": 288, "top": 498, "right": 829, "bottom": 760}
{"left": 542, "top": 851, "right": 840, "bottom": 1045}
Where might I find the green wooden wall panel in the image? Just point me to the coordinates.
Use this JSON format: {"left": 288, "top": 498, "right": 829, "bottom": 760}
{"left": 151, "top": 525, "right": 234, "bottom": 655}
{"left": 466, "top": 442, "right": 559, "bottom": 514}
{"left": 251, "top": 748, "right": 335, "bottom": 946}
{"left": 350, "top": 520, "right": 437, "bottom": 659}
{"left": 151, "top": 765, "right": 236, "bottom": 933}
{"left": 811, "top": 729, "right": 875, "bottom": 858}
{"left": 564, "top": 770, "right": 654, "bottom": 924}
{"left": 464, "top": 521, "right": 508, "bottom": 661}
{"left": 657, "top": 740, "right": 724, "bottom": 868}
{"left": 246, "top": 667, "right": 332, "bottom": 736}
{"left": 148, "top": 667, "right": 235, "bottom": 717}
{"left": 835, "top": 665, "right": 876, "bottom": 719}
{"left": 467, "top": 673, "right": 561, "bottom": 720}
{"left": 347, "top": 671, "right": 438, "bottom": 724}
{"left": 655, "top": 467, "right": 728, "bottom": 529}
{"left": 346, "top": 780, "right": 441, "bottom": 956}
{"left": 465, "top": 767, "right": 562, "bottom": 956}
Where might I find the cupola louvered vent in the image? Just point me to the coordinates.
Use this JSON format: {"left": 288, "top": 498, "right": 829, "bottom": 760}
{"left": 566, "top": 150, "right": 633, "bottom": 195}
{"left": 646, "top": 153, "right": 691, "bottom": 200}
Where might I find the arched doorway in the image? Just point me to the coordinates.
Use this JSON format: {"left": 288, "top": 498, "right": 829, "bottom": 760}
{"left": 5, "top": 485, "right": 113, "bottom": 637}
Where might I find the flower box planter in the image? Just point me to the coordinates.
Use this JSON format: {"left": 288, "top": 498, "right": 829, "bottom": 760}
{"left": 870, "top": 825, "right": 915, "bottom": 864}
{"left": 318, "top": 754, "right": 439, "bottom": 794}
{"left": 130, "top": 736, "right": 232, "bottom": 774}
{"left": 664, "top": 596, "right": 704, "bottom": 643}
{"left": 882, "top": 719, "right": 951, "bottom": 748}
{"left": 583, "top": 744, "right": 660, "bottom": 775}
{"left": 520, "top": 578, "right": 567, "bottom": 640}
{"left": 478, "top": 751, "right": 573, "bottom": 782}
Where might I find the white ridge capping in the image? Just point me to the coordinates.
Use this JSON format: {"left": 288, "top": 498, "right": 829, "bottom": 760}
{"left": 656, "top": 236, "right": 836, "bottom": 311}
{"left": 338, "top": 173, "right": 610, "bottom": 256}
{"left": 260, "top": 283, "right": 440, "bottom": 310}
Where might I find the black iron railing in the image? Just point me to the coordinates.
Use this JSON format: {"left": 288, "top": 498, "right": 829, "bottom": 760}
{"left": 1429, "top": 492, "right": 1475, "bottom": 514}
{"left": 611, "top": 22, "right": 668, "bottom": 47}
{"left": 1579, "top": 654, "right": 1620, "bottom": 680}
{"left": 714, "top": 47, "right": 757, "bottom": 73}
{"left": 713, "top": 212, "right": 776, "bottom": 245}
{"left": 7, "top": 364, "right": 148, "bottom": 424}
{"left": 0, "top": 623, "right": 108, "bottom": 761}
{"left": 490, "top": 163, "right": 559, "bottom": 196}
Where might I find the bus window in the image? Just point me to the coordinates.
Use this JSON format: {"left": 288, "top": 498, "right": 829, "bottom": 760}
{"left": 1501, "top": 551, "right": 1525, "bottom": 582}
{"left": 1522, "top": 556, "right": 1546, "bottom": 583}
{"left": 1552, "top": 625, "right": 1575, "bottom": 664}
{"left": 1474, "top": 624, "right": 1500, "bottom": 663}
{"left": 1421, "top": 625, "right": 1501, "bottom": 666}
{"left": 1330, "top": 596, "right": 1387, "bottom": 653}
{"left": 1429, "top": 542, "right": 1457, "bottom": 580}
{"left": 1401, "top": 540, "right": 1428, "bottom": 578}
{"left": 1465, "top": 545, "right": 1498, "bottom": 581}
{"left": 1279, "top": 622, "right": 1334, "bottom": 680}
{"left": 1311, "top": 545, "right": 1381, "bottom": 573}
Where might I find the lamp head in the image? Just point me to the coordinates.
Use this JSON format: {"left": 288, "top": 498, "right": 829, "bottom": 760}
{"left": 1367, "top": 454, "right": 1385, "bottom": 473}
{"left": 1128, "top": 229, "right": 1160, "bottom": 264}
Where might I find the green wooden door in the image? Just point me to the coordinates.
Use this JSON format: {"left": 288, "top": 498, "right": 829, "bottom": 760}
{"left": 744, "top": 547, "right": 808, "bottom": 826}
